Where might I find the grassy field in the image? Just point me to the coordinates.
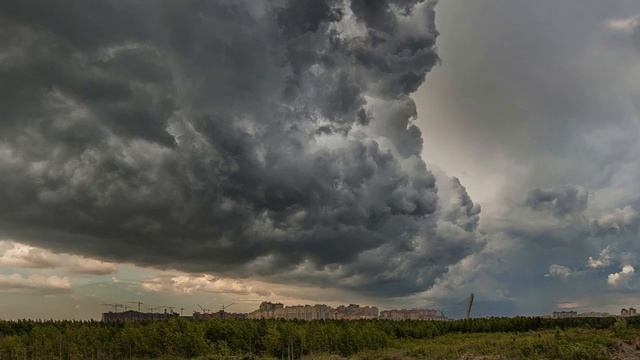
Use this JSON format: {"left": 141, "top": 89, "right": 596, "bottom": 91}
{"left": 301, "top": 328, "right": 640, "bottom": 360}
{"left": 4, "top": 317, "right": 640, "bottom": 359}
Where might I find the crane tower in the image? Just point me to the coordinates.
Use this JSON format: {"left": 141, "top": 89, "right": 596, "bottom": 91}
{"left": 466, "top": 293, "right": 474, "bottom": 319}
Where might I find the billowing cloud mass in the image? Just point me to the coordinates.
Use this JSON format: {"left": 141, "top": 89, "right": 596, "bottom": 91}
{"left": 0, "top": 0, "right": 483, "bottom": 297}
{"left": 525, "top": 185, "right": 588, "bottom": 217}
{"left": 608, "top": 265, "right": 635, "bottom": 287}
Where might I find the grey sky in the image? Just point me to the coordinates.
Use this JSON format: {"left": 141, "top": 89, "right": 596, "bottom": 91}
{"left": 2, "top": 0, "right": 640, "bottom": 319}
{"left": 414, "top": 0, "right": 640, "bottom": 317}
{"left": 417, "top": 0, "right": 640, "bottom": 206}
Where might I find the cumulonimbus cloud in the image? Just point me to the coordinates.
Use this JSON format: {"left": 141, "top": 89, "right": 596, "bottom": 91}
{"left": 0, "top": 0, "right": 483, "bottom": 297}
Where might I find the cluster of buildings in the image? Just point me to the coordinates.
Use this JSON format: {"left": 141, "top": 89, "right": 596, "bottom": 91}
{"left": 192, "top": 310, "right": 247, "bottom": 320}
{"left": 380, "top": 308, "right": 446, "bottom": 321}
{"left": 247, "top": 302, "right": 334, "bottom": 320}
{"left": 621, "top": 308, "right": 637, "bottom": 317}
{"left": 246, "top": 302, "right": 445, "bottom": 321}
{"left": 102, "top": 310, "right": 179, "bottom": 322}
{"left": 102, "top": 301, "right": 447, "bottom": 322}
{"left": 104, "top": 309, "right": 248, "bottom": 322}
{"left": 333, "top": 304, "right": 379, "bottom": 320}
{"left": 552, "top": 311, "right": 578, "bottom": 319}
{"left": 551, "top": 308, "right": 638, "bottom": 319}
{"left": 551, "top": 311, "right": 610, "bottom": 319}
{"left": 102, "top": 304, "right": 640, "bottom": 323}
{"left": 577, "top": 312, "right": 611, "bottom": 318}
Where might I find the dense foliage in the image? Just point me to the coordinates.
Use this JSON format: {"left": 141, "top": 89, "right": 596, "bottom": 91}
{"left": 0, "top": 316, "right": 636, "bottom": 359}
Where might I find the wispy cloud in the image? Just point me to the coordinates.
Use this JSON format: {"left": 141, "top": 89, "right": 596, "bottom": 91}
{"left": 0, "top": 240, "right": 117, "bottom": 275}
{"left": 605, "top": 16, "right": 639, "bottom": 34}
{"left": 587, "top": 247, "right": 612, "bottom": 269}
{"left": 545, "top": 264, "right": 573, "bottom": 279}
{"left": 141, "top": 273, "right": 273, "bottom": 297}
{"left": 0, "top": 273, "right": 71, "bottom": 293}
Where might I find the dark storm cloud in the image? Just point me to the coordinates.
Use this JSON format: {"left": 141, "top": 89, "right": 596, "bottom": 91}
{"left": 525, "top": 185, "right": 588, "bottom": 217}
{"left": 0, "top": 0, "right": 481, "bottom": 296}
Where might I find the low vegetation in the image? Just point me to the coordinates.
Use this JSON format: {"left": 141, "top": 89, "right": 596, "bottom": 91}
{"left": 340, "top": 328, "right": 638, "bottom": 360}
{"left": 1, "top": 316, "right": 639, "bottom": 359}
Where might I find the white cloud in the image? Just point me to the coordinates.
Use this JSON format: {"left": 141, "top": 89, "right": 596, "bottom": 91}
{"left": 556, "top": 301, "right": 581, "bottom": 309}
{"left": 0, "top": 273, "right": 71, "bottom": 292}
{"left": 141, "top": 273, "right": 273, "bottom": 297}
{"left": 595, "top": 206, "right": 639, "bottom": 232}
{"left": 587, "top": 247, "right": 612, "bottom": 269}
{"left": 545, "top": 264, "right": 573, "bottom": 278}
{"left": 605, "top": 16, "right": 639, "bottom": 34}
{"left": 0, "top": 241, "right": 117, "bottom": 275}
{"left": 608, "top": 265, "right": 635, "bottom": 287}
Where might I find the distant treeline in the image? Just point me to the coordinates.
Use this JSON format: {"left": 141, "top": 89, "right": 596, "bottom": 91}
{"left": 0, "top": 316, "right": 638, "bottom": 359}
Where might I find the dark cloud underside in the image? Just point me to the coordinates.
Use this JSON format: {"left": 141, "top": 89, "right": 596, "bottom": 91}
{"left": 0, "top": 0, "right": 482, "bottom": 296}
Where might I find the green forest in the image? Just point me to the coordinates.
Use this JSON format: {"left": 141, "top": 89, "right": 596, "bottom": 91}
{"left": 1, "top": 316, "right": 639, "bottom": 359}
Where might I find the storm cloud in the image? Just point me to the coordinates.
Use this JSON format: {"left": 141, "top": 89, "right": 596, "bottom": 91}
{"left": 0, "top": 0, "right": 482, "bottom": 297}
{"left": 525, "top": 185, "right": 588, "bottom": 217}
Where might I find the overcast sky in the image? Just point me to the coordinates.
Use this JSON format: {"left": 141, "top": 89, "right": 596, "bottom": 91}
{"left": 1, "top": 0, "right": 640, "bottom": 320}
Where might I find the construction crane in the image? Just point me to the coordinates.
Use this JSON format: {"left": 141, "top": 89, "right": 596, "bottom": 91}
{"left": 101, "top": 303, "right": 124, "bottom": 313}
{"left": 220, "top": 303, "right": 235, "bottom": 320}
{"left": 129, "top": 301, "right": 144, "bottom": 312}
{"left": 466, "top": 293, "right": 474, "bottom": 320}
{"left": 222, "top": 303, "right": 235, "bottom": 312}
